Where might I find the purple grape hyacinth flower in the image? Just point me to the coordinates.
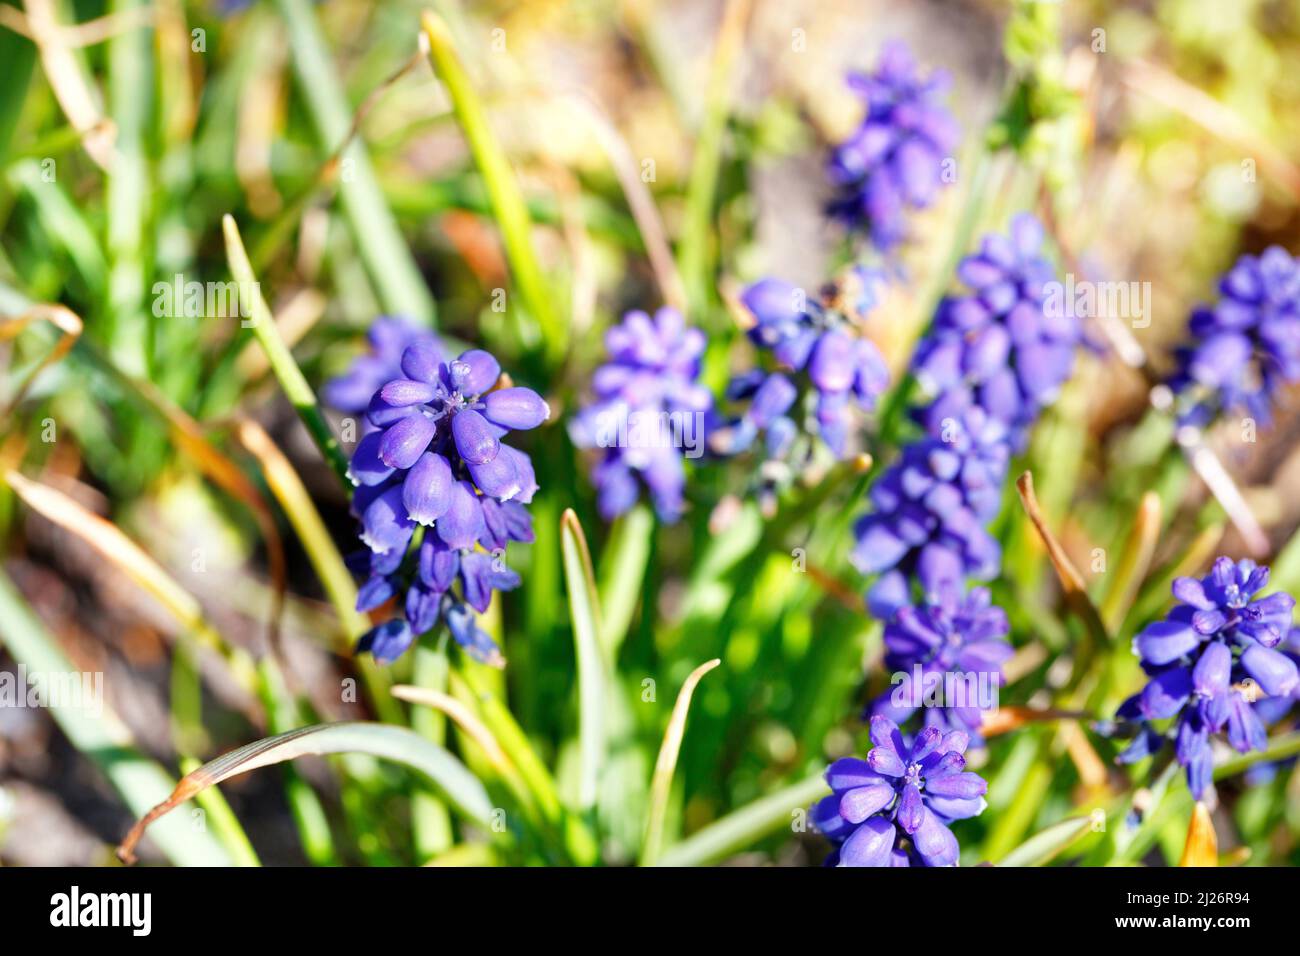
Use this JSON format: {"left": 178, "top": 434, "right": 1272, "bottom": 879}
{"left": 1168, "top": 246, "right": 1300, "bottom": 429}
{"left": 713, "top": 267, "right": 889, "bottom": 506}
{"left": 828, "top": 41, "right": 959, "bottom": 250}
{"left": 324, "top": 316, "right": 442, "bottom": 416}
{"left": 349, "top": 343, "right": 548, "bottom": 664}
{"left": 849, "top": 414, "right": 1006, "bottom": 619}
{"left": 812, "top": 716, "right": 986, "bottom": 867}
{"left": 912, "top": 214, "right": 1077, "bottom": 445}
{"left": 570, "top": 307, "right": 712, "bottom": 522}
{"left": 1111, "top": 557, "right": 1298, "bottom": 798}
{"left": 871, "top": 583, "right": 1013, "bottom": 736}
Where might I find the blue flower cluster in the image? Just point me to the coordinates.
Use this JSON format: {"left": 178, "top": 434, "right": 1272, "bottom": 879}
{"left": 812, "top": 717, "right": 987, "bottom": 866}
{"left": 870, "top": 583, "right": 1013, "bottom": 737}
{"left": 1168, "top": 246, "right": 1300, "bottom": 429}
{"left": 324, "top": 316, "right": 439, "bottom": 416}
{"left": 828, "top": 41, "right": 959, "bottom": 250}
{"left": 569, "top": 307, "right": 712, "bottom": 522}
{"left": 912, "top": 213, "right": 1078, "bottom": 446}
{"left": 1110, "top": 558, "right": 1298, "bottom": 798}
{"left": 338, "top": 339, "right": 548, "bottom": 665}
{"left": 852, "top": 215, "right": 1075, "bottom": 615}
{"left": 712, "top": 268, "right": 889, "bottom": 507}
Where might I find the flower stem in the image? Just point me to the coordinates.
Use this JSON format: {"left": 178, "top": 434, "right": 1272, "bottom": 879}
{"left": 222, "top": 214, "right": 351, "bottom": 489}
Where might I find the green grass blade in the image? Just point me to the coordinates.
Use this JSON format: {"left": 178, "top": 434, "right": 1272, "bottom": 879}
{"left": 0, "top": 569, "right": 233, "bottom": 866}
{"left": 273, "top": 0, "right": 435, "bottom": 324}
{"left": 118, "top": 721, "right": 495, "bottom": 863}
{"left": 676, "top": 0, "right": 750, "bottom": 316}
{"left": 560, "top": 508, "right": 607, "bottom": 812}
{"left": 653, "top": 771, "right": 827, "bottom": 867}
{"left": 995, "top": 815, "right": 1094, "bottom": 867}
{"left": 223, "top": 214, "right": 351, "bottom": 488}
{"left": 596, "top": 502, "right": 654, "bottom": 658}
{"left": 421, "top": 11, "right": 563, "bottom": 362}
{"left": 0, "top": 3, "right": 35, "bottom": 161}
{"left": 6, "top": 161, "right": 106, "bottom": 296}
{"left": 104, "top": 0, "right": 152, "bottom": 378}
{"left": 641, "top": 658, "right": 720, "bottom": 865}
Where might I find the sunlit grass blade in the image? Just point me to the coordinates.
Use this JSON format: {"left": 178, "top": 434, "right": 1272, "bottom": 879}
{"left": 1179, "top": 802, "right": 1217, "bottom": 867}
{"left": 1100, "top": 491, "right": 1162, "bottom": 632}
{"left": 234, "top": 417, "right": 367, "bottom": 649}
{"left": 117, "top": 722, "right": 495, "bottom": 864}
{"left": 104, "top": 0, "right": 151, "bottom": 378}
{"left": 393, "top": 683, "right": 511, "bottom": 772}
{"left": 983, "top": 750, "right": 1053, "bottom": 861}
{"left": 676, "top": 0, "right": 751, "bottom": 317}
{"left": 273, "top": 0, "right": 435, "bottom": 324}
{"left": 560, "top": 508, "right": 607, "bottom": 812}
{"left": 5, "top": 163, "right": 106, "bottom": 297}
{"left": 1124, "top": 522, "right": 1223, "bottom": 638}
{"left": 223, "top": 214, "right": 351, "bottom": 488}
{"left": 596, "top": 502, "right": 654, "bottom": 657}
{"left": 0, "top": 569, "right": 233, "bottom": 866}
{"left": 1212, "top": 731, "right": 1300, "bottom": 779}
{"left": 995, "top": 815, "right": 1094, "bottom": 867}
{"left": 653, "top": 772, "right": 827, "bottom": 867}
{"left": 1, "top": 290, "right": 288, "bottom": 647}
{"left": 451, "top": 664, "right": 599, "bottom": 865}
{"left": 421, "top": 10, "right": 563, "bottom": 362}
{"left": 0, "top": 8, "right": 35, "bottom": 160}
{"left": 3, "top": 469, "right": 261, "bottom": 700}
{"left": 641, "top": 657, "right": 720, "bottom": 865}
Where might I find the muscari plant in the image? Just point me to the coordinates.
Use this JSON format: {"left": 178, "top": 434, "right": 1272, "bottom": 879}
{"left": 3, "top": 4, "right": 1300, "bottom": 872}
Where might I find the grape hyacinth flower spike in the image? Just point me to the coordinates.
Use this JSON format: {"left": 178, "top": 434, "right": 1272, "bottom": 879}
{"left": 911, "top": 213, "right": 1077, "bottom": 446}
{"left": 323, "top": 315, "right": 442, "bottom": 416}
{"left": 1167, "top": 246, "right": 1300, "bottom": 430}
{"left": 714, "top": 266, "right": 889, "bottom": 507}
{"left": 570, "top": 307, "right": 712, "bottom": 522}
{"left": 812, "top": 716, "right": 986, "bottom": 866}
{"left": 871, "top": 582, "right": 1013, "bottom": 736}
{"left": 828, "top": 40, "right": 959, "bottom": 250}
{"left": 849, "top": 418, "right": 1006, "bottom": 619}
{"left": 348, "top": 343, "right": 549, "bottom": 665}
{"left": 1109, "top": 557, "right": 1298, "bottom": 798}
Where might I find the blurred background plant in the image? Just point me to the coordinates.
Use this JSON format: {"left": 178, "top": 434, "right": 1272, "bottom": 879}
{"left": 2, "top": 0, "right": 1300, "bottom": 867}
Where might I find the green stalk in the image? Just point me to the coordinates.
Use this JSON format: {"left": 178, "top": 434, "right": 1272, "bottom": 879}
{"left": 273, "top": 0, "right": 435, "bottom": 325}
{"left": 411, "top": 645, "right": 454, "bottom": 859}
{"left": 653, "top": 772, "right": 827, "bottom": 867}
{"left": 596, "top": 503, "right": 654, "bottom": 659}
{"left": 676, "top": 0, "right": 750, "bottom": 318}
{"left": 233, "top": 418, "right": 402, "bottom": 725}
{"left": 104, "top": 0, "right": 151, "bottom": 378}
{"left": 455, "top": 664, "right": 599, "bottom": 865}
{"left": 223, "top": 214, "right": 351, "bottom": 487}
{"left": 421, "top": 12, "right": 563, "bottom": 362}
{"left": 0, "top": 3, "right": 35, "bottom": 162}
